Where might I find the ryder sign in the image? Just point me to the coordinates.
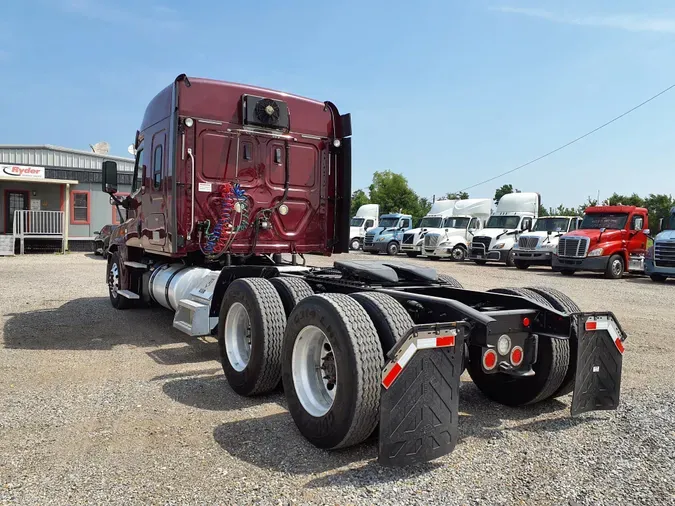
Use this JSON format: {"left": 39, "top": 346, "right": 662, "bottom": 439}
{"left": 1, "top": 164, "right": 46, "bottom": 179}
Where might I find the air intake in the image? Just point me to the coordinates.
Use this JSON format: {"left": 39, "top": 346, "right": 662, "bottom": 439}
{"left": 242, "top": 95, "right": 290, "bottom": 131}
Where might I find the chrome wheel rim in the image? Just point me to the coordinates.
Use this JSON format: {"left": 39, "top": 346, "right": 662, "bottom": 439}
{"left": 109, "top": 262, "right": 119, "bottom": 298}
{"left": 452, "top": 247, "right": 464, "bottom": 260}
{"left": 225, "top": 302, "right": 252, "bottom": 372}
{"left": 612, "top": 259, "right": 622, "bottom": 276}
{"left": 351, "top": 240, "right": 360, "bottom": 250}
{"left": 292, "top": 325, "right": 337, "bottom": 417}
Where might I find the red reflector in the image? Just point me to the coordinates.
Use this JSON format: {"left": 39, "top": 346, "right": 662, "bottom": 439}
{"left": 483, "top": 349, "right": 497, "bottom": 370}
{"left": 585, "top": 321, "right": 597, "bottom": 331}
{"left": 510, "top": 346, "right": 524, "bottom": 366}
{"left": 614, "top": 338, "right": 625, "bottom": 355}
{"left": 522, "top": 317, "right": 531, "bottom": 327}
{"left": 382, "top": 363, "right": 402, "bottom": 389}
{"left": 437, "top": 335, "right": 455, "bottom": 347}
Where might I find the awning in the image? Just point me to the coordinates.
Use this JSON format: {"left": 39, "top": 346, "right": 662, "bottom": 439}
{"left": 0, "top": 176, "right": 79, "bottom": 185}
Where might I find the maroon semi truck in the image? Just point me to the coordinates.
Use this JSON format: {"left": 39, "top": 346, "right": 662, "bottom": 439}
{"left": 101, "top": 75, "right": 627, "bottom": 466}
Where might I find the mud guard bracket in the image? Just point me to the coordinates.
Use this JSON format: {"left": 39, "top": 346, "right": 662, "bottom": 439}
{"left": 378, "top": 322, "right": 467, "bottom": 467}
{"left": 571, "top": 312, "right": 626, "bottom": 416}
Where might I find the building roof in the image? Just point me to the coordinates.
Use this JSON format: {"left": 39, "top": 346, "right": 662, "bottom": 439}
{"left": 0, "top": 144, "right": 135, "bottom": 172}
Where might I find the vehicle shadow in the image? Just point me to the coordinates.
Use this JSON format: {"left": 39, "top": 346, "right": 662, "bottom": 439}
{"left": 82, "top": 253, "right": 105, "bottom": 261}
{"left": 161, "top": 372, "right": 286, "bottom": 412}
{"left": 209, "top": 379, "right": 592, "bottom": 481}
{"left": 624, "top": 277, "right": 672, "bottom": 285}
{"left": 2, "top": 297, "right": 217, "bottom": 365}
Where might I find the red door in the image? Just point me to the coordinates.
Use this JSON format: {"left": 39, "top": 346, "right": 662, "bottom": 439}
{"left": 4, "top": 190, "right": 30, "bottom": 233}
{"left": 627, "top": 213, "right": 648, "bottom": 253}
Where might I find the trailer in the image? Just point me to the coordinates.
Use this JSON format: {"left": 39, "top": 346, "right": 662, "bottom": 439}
{"left": 100, "top": 75, "right": 627, "bottom": 466}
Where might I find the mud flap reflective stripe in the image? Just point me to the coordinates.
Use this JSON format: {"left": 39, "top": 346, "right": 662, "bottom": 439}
{"left": 571, "top": 313, "right": 626, "bottom": 417}
{"left": 378, "top": 323, "right": 467, "bottom": 467}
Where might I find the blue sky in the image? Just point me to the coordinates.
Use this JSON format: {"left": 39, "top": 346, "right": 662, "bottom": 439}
{"left": 2, "top": 0, "right": 675, "bottom": 209}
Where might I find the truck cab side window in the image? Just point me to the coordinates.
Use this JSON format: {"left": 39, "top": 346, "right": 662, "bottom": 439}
{"left": 400, "top": 219, "right": 410, "bottom": 228}
{"left": 364, "top": 219, "right": 374, "bottom": 229}
{"left": 153, "top": 145, "right": 163, "bottom": 190}
{"left": 522, "top": 218, "right": 532, "bottom": 231}
{"left": 470, "top": 218, "right": 479, "bottom": 230}
{"left": 632, "top": 216, "right": 644, "bottom": 231}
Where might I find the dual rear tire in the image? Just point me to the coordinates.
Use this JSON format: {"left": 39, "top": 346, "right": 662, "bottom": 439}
{"left": 218, "top": 277, "right": 414, "bottom": 450}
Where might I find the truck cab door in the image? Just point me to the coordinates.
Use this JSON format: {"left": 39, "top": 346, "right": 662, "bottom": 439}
{"left": 628, "top": 214, "right": 647, "bottom": 253}
{"left": 467, "top": 217, "right": 480, "bottom": 240}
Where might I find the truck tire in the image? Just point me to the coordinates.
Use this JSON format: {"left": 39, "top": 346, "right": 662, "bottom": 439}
{"left": 350, "top": 292, "right": 414, "bottom": 353}
{"left": 474, "top": 260, "right": 487, "bottom": 266}
{"left": 350, "top": 238, "right": 362, "bottom": 251}
{"left": 605, "top": 254, "right": 624, "bottom": 279}
{"left": 451, "top": 245, "right": 466, "bottom": 262}
{"left": 269, "top": 277, "right": 314, "bottom": 317}
{"left": 428, "top": 256, "right": 440, "bottom": 261}
{"left": 514, "top": 260, "right": 529, "bottom": 270}
{"left": 218, "top": 278, "right": 287, "bottom": 396}
{"left": 438, "top": 273, "right": 463, "bottom": 288}
{"left": 406, "top": 251, "right": 420, "bottom": 258}
{"left": 560, "top": 269, "right": 575, "bottom": 276}
{"left": 107, "top": 252, "right": 132, "bottom": 310}
{"left": 650, "top": 273, "right": 667, "bottom": 282}
{"left": 505, "top": 250, "right": 516, "bottom": 267}
{"left": 467, "top": 287, "right": 569, "bottom": 406}
{"left": 369, "top": 250, "right": 379, "bottom": 255}
{"left": 282, "top": 294, "right": 383, "bottom": 449}
{"left": 526, "top": 286, "right": 581, "bottom": 397}
{"left": 386, "top": 241, "right": 399, "bottom": 256}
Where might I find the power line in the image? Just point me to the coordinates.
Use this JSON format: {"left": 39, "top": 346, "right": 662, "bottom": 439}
{"left": 458, "top": 82, "right": 675, "bottom": 193}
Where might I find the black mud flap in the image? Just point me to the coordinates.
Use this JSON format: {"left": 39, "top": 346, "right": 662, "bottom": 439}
{"left": 378, "top": 323, "right": 467, "bottom": 467}
{"left": 571, "top": 312, "right": 626, "bottom": 417}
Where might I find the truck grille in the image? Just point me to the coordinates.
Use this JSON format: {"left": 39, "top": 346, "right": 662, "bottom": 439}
{"left": 424, "top": 234, "right": 440, "bottom": 248}
{"left": 557, "top": 237, "right": 589, "bottom": 258}
{"left": 402, "top": 233, "right": 415, "bottom": 245}
{"left": 518, "top": 237, "right": 539, "bottom": 249}
{"left": 471, "top": 236, "right": 492, "bottom": 251}
{"left": 654, "top": 241, "right": 675, "bottom": 268}
{"left": 364, "top": 235, "right": 374, "bottom": 247}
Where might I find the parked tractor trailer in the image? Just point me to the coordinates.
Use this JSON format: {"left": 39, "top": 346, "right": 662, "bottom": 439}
{"left": 101, "top": 75, "right": 627, "bottom": 467}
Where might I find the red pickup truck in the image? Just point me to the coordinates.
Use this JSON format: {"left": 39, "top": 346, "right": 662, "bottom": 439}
{"left": 551, "top": 205, "right": 649, "bottom": 279}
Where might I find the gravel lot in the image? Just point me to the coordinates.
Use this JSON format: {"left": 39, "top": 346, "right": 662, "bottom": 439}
{"left": 1, "top": 252, "right": 674, "bottom": 506}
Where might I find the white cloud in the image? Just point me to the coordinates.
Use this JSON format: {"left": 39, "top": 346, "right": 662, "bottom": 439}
{"left": 493, "top": 6, "right": 675, "bottom": 34}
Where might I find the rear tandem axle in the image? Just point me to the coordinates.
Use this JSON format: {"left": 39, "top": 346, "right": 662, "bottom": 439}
{"left": 107, "top": 256, "right": 626, "bottom": 467}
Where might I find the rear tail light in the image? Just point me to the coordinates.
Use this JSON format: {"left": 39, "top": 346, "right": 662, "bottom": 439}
{"left": 510, "top": 346, "right": 524, "bottom": 366}
{"left": 522, "top": 317, "right": 531, "bottom": 327}
{"left": 483, "top": 349, "right": 497, "bottom": 371}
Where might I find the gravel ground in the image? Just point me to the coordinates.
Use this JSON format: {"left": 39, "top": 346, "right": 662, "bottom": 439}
{"left": 1, "top": 252, "right": 674, "bottom": 506}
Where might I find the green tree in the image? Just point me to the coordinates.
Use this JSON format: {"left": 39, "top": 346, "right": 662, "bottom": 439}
{"left": 445, "top": 191, "right": 469, "bottom": 200}
{"left": 538, "top": 205, "right": 549, "bottom": 217}
{"left": 576, "top": 197, "right": 598, "bottom": 216}
{"left": 494, "top": 184, "right": 519, "bottom": 205}
{"left": 605, "top": 192, "right": 644, "bottom": 207}
{"left": 368, "top": 170, "right": 421, "bottom": 218}
{"left": 548, "top": 204, "right": 579, "bottom": 216}
{"left": 350, "top": 189, "right": 370, "bottom": 217}
{"left": 642, "top": 194, "right": 674, "bottom": 232}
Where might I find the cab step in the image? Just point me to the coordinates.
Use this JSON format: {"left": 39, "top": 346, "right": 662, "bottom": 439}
{"left": 173, "top": 298, "right": 210, "bottom": 336}
{"left": 124, "top": 261, "right": 148, "bottom": 269}
{"left": 117, "top": 290, "right": 140, "bottom": 300}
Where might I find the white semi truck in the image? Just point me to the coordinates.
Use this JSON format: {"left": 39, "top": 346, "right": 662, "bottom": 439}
{"left": 422, "top": 199, "right": 493, "bottom": 261}
{"left": 349, "top": 204, "right": 379, "bottom": 250}
{"left": 469, "top": 192, "right": 540, "bottom": 267}
{"left": 512, "top": 215, "right": 582, "bottom": 269}
{"left": 400, "top": 199, "right": 456, "bottom": 257}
